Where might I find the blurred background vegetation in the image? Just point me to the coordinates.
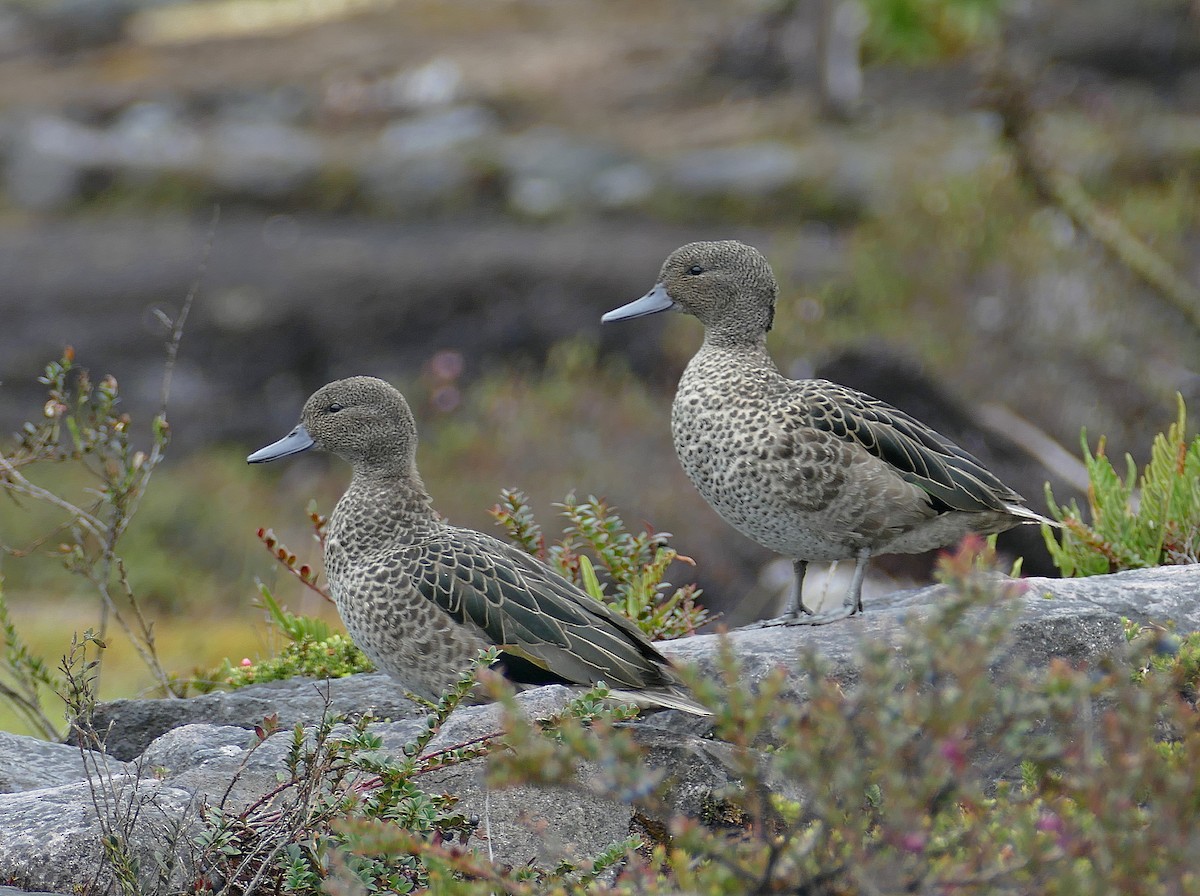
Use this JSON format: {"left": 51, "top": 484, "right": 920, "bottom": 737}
{"left": 1, "top": 0, "right": 1198, "bottom": 734}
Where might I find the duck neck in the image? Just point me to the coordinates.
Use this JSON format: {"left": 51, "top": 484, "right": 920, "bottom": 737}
{"left": 700, "top": 328, "right": 772, "bottom": 356}
{"left": 340, "top": 466, "right": 439, "bottom": 536}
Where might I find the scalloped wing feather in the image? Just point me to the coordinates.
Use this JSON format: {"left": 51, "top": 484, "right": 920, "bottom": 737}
{"left": 804, "top": 380, "right": 1027, "bottom": 515}
{"left": 411, "top": 529, "right": 681, "bottom": 693}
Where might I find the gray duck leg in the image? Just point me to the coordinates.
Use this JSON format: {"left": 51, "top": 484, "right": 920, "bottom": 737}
{"left": 785, "top": 558, "right": 812, "bottom": 618}
{"left": 741, "top": 559, "right": 811, "bottom": 629}
{"left": 843, "top": 551, "right": 869, "bottom": 615}
{"left": 805, "top": 551, "right": 870, "bottom": 623}
{"left": 749, "top": 557, "right": 861, "bottom": 628}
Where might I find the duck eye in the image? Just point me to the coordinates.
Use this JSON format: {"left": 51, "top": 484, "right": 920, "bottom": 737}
{"left": 687, "top": 265, "right": 704, "bottom": 275}
{"left": 327, "top": 402, "right": 344, "bottom": 413}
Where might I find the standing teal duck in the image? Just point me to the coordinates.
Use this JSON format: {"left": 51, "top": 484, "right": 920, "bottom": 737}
{"left": 249, "top": 376, "right": 708, "bottom": 714}
{"left": 603, "top": 240, "right": 1051, "bottom": 624}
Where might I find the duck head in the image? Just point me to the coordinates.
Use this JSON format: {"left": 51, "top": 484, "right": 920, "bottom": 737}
{"left": 602, "top": 240, "right": 777, "bottom": 344}
{"left": 248, "top": 376, "right": 418, "bottom": 477}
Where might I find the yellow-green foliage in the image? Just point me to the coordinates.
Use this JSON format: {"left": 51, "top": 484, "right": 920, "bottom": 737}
{"left": 1045, "top": 395, "right": 1200, "bottom": 576}
{"left": 194, "top": 633, "right": 374, "bottom": 693}
{"left": 861, "top": 0, "right": 1006, "bottom": 63}
{"left": 1127, "top": 620, "right": 1200, "bottom": 706}
{"left": 491, "top": 488, "right": 710, "bottom": 641}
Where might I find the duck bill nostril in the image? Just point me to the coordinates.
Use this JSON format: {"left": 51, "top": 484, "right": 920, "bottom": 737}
{"left": 247, "top": 425, "right": 316, "bottom": 463}
{"left": 601, "top": 283, "right": 676, "bottom": 323}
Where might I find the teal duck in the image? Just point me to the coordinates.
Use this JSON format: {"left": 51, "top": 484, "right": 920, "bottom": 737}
{"left": 248, "top": 376, "right": 708, "bottom": 713}
{"left": 602, "top": 240, "right": 1051, "bottom": 624}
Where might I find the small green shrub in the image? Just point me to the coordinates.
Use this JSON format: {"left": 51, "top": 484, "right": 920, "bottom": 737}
{"left": 0, "top": 575, "right": 65, "bottom": 738}
{"left": 1045, "top": 394, "right": 1200, "bottom": 576}
{"left": 188, "top": 581, "right": 372, "bottom": 694}
{"left": 861, "top": 0, "right": 1006, "bottom": 63}
{"left": 491, "top": 488, "right": 711, "bottom": 640}
{"left": 196, "top": 632, "right": 374, "bottom": 693}
{"left": 188, "top": 649, "right": 646, "bottom": 896}
{"left": 1127, "top": 620, "right": 1200, "bottom": 707}
{"left": 191, "top": 650, "right": 500, "bottom": 895}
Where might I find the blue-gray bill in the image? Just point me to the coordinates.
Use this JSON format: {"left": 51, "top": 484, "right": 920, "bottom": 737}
{"left": 600, "top": 283, "right": 676, "bottom": 322}
{"left": 247, "top": 425, "right": 316, "bottom": 463}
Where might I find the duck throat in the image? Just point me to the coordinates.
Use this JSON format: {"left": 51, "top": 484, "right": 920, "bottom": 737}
{"left": 333, "top": 472, "right": 438, "bottom": 550}
{"left": 699, "top": 326, "right": 773, "bottom": 354}
{"left": 699, "top": 305, "right": 773, "bottom": 349}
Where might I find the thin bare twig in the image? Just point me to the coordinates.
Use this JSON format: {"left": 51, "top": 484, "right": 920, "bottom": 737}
{"left": 0, "top": 453, "right": 105, "bottom": 538}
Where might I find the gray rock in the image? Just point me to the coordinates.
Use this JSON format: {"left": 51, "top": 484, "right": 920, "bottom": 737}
{"left": 3, "top": 116, "right": 92, "bottom": 210}
{"left": 508, "top": 174, "right": 569, "bottom": 217}
{"left": 388, "top": 688, "right": 633, "bottom": 867}
{"left": 107, "top": 102, "right": 203, "bottom": 172}
{"left": 632, "top": 728, "right": 748, "bottom": 819}
{"left": 424, "top": 759, "right": 633, "bottom": 867}
{"left": 361, "top": 106, "right": 496, "bottom": 211}
{"left": 661, "top": 579, "right": 1137, "bottom": 705}
{"left": 591, "top": 162, "right": 657, "bottom": 209}
{"left": 206, "top": 119, "right": 324, "bottom": 196}
{"left": 213, "top": 86, "right": 312, "bottom": 126}
{"left": 383, "top": 57, "right": 465, "bottom": 110}
{"left": 0, "top": 779, "right": 199, "bottom": 894}
{"left": 0, "top": 731, "right": 130, "bottom": 794}
{"left": 377, "top": 105, "right": 497, "bottom": 160}
{"left": 137, "top": 723, "right": 297, "bottom": 812}
{"left": 3, "top": 107, "right": 202, "bottom": 210}
{"left": 91, "top": 672, "right": 419, "bottom": 761}
{"left": 361, "top": 152, "right": 476, "bottom": 212}
{"left": 500, "top": 127, "right": 629, "bottom": 215}
{"left": 877, "top": 565, "right": 1200, "bottom": 633}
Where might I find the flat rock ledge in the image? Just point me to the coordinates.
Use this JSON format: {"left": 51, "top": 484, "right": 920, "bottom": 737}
{"left": 0, "top": 565, "right": 1196, "bottom": 895}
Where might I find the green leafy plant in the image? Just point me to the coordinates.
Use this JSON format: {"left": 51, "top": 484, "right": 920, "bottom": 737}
{"left": 491, "top": 488, "right": 711, "bottom": 640}
{"left": 61, "top": 627, "right": 193, "bottom": 896}
{"left": 187, "top": 579, "right": 373, "bottom": 693}
{"left": 0, "top": 574, "right": 64, "bottom": 738}
{"left": 1126, "top": 620, "right": 1200, "bottom": 708}
{"left": 192, "top": 653, "right": 494, "bottom": 895}
{"left": 861, "top": 0, "right": 1006, "bottom": 63}
{"left": 1044, "top": 394, "right": 1200, "bottom": 576}
{"left": 322, "top": 675, "right": 644, "bottom": 896}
